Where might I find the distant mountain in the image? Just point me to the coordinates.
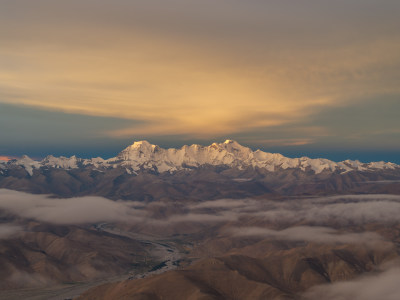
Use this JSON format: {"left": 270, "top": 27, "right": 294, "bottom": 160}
{"left": 1, "top": 140, "right": 399, "bottom": 199}
{"left": 1, "top": 140, "right": 398, "bottom": 176}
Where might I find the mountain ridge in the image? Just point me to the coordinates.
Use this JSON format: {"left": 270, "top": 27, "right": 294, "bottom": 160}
{"left": 1, "top": 140, "right": 398, "bottom": 176}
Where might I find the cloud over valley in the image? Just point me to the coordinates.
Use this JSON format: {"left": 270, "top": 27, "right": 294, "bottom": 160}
{"left": 1, "top": 190, "right": 399, "bottom": 247}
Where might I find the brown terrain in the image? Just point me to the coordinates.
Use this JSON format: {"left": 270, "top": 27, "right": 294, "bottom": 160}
{"left": 1, "top": 191, "right": 400, "bottom": 299}
{"left": 1, "top": 161, "right": 400, "bottom": 299}
{"left": 1, "top": 165, "right": 400, "bottom": 201}
{"left": 77, "top": 239, "right": 398, "bottom": 300}
{"left": 0, "top": 222, "right": 150, "bottom": 290}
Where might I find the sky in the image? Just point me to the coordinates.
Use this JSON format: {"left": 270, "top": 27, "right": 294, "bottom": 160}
{"left": 0, "top": 0, "right": 399, "bottom": 163}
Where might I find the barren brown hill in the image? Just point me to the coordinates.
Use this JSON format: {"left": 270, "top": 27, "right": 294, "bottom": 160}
{"left": 2, "top": 165, "right": 400, "bottom": 201}
{"left": 0, "top": 222, "right": 149, "bottom": 290}
{"left": 77, "top": 241, "right": 398, "bottom": 300}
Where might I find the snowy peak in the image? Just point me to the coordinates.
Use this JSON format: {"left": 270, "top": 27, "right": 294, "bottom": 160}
{"left": 41, "top": 155, "right": 79, "bottom": 169}
{"left": 14, "top": 155, "right": 41, "bottom": 176}
{"left": 129, "top": 140, "right": 156, "bottom": 151}
{"left": 117, "top": 140, "right": 160, "bottom": 161}
{"left": 215, "top": 140, "right": 252, "bottom": 158}
{"left": 1, "top": 140, "right": 398, "bottom": 176}
{"left": 109, "top": 140, "right": 398, "bottom": 174}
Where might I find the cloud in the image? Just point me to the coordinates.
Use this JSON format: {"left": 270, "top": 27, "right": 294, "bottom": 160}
{"left": 0, "top": 189, "right": 238, "bottom": 226}
{"left": 362, "top": 180, "right": 400, "bottom": 184}
{"left": 230, "top": 226, "right": 384, "bottom": 246}
{"left": 250, "top": 194, "right": 400, "bottom": 226}
{"left": 0, "top": 189, "right": 144, "bottom": 225}
{"left": 186, "top": 194, "right": 400, "bottom": 227}
{"left": 302, "top": 263, "right": 400, "bottom": 300}
{"left": 0, "top": 224, "right": 23, "bottom": 239}
{"left": 167, "top": 212, "right": 238, "bottom": 224}
{"left": 1, "top": 190, "right": 400, "bottom": 231}
{"left": 1, "top": 0, "right": 400, "bottom": 143}
{"left": 0, "top": 102, "right": 141, "bottom": 158}
{"left": 189, "top": 198, "right": 256, "bottom": 209}
{"left": 147, "top": 194, "right": 400, "bottom": 230}
{"left": 297, "top": 97, "right": 400, "bottom": 150}
{"left": 311, "top": 194, "right": 400, "bottom": 202}
{"left": 250, "top": 138, "right": 314, "bottom": 147}
{"left": 157, "top": 195, "right": 400, "bottom": 228}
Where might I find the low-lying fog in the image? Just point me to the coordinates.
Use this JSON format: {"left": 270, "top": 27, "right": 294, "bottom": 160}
{"left": 1, "top": 189, "right": 400, "bottom": 245}
{"left": 1, "top": 189, "right": 400, "bottom": 299}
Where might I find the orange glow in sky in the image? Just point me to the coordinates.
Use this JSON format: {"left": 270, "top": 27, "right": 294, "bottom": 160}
{"left": 0, "top": 156, "right": 12, "bottom": 161}
{"left": 0, "top": 0, "right": 399, "bottom": 156}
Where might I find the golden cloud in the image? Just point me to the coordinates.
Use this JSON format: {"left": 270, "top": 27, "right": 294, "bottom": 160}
{"left": 1, "top": 1, "right": 399, "bottom": 139}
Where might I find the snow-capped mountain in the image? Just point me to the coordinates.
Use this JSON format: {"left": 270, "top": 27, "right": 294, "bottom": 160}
{"left": 1, "top": 140, "right": 398, "bottom": 176}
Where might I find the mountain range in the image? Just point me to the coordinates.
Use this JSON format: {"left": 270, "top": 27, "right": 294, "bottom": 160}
{"left": 1, "top": 140, "right": 399, "bottom": 200}
{"left": 1, "top": 140, "right": 398, "bottom": 176}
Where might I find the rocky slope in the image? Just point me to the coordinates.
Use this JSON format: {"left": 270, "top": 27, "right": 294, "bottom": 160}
{"left": 76, "top": 241, "right": 398, "bottom": 300}
{"left": 0, "top": 222, "right": 150, "bottom": 290}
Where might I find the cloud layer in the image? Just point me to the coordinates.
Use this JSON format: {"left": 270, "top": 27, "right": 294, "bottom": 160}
{"left": 1, "top": 190, "right": 400, "bottom": 247}
{"left": 188, "top": 194, "right": 400, "bottom": 226}
{"left": 0, "top": 189, "right": 144, "bottom": 225}
{"left": 0, "top": 224, "right": 22, "bottom": 239}
{"left": 231, "top": 226, "right": 384, "bottom": 246}
{"left": 303, "top": 264, "right": 400, "bottom": 300}
{"left": 0, "top": 0, "right": 399, "bottom": 153}
{"left": 250, "top": 194, "right": 400, "bottom": 226}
